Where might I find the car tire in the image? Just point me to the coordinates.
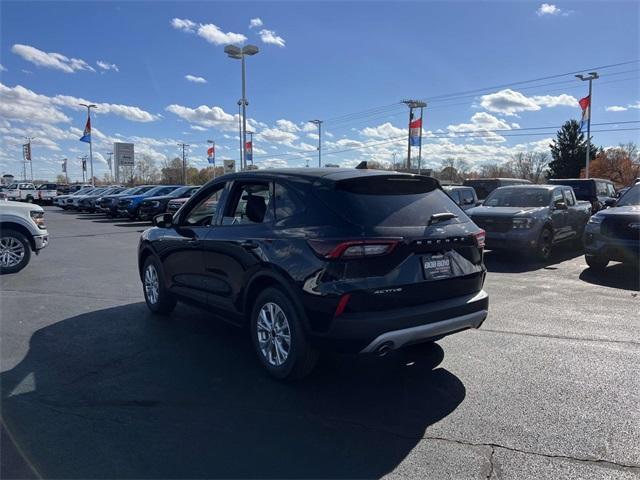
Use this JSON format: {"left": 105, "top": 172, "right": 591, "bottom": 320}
{"left": 0, "top": 229, "right": 31, "bottom": 274}
{"left": 536, "top": 227, "right": 553, "bottom": 261}
{"left": 25, "top": 196, "right": 33, "bottom": 203}
{"left": 250, "top": 287, "right": 318, "bottom": 381}
{"left": 142, "top": 256, "right": 176, "bottom": 315}
{"left": 585, "top": 254, "right": 608, "bottom": 271}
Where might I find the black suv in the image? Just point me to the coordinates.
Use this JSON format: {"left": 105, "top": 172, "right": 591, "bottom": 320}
{"left": 137, "top": 169, "right": 489, "bottom": 379}
{"left": 548, "top": 178, "right": 616, "bottom": 212}
{"left": 583, "top": 184, "right": 640, "bottom": 270}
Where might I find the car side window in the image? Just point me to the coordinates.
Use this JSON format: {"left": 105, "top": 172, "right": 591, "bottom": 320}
{"left": 606, "top": 183, "right": 616, "bottom": 197}
{"left": 274, "top": 182, "right": 305, "bottom": 221}
{"left": 596, "top": 182, "right": 608, "bottom": 196}
{"left": 462, "top": 189, "right": 475, "bottom": 205}
{"left": 448, "top": 190, "right": 461, "bottom": 204}
{"left": 562, "top": 188, "right": 575, "bottom": 206}
{"left": 183, "top": 183, "right": 225, "bottom": 226}
{"left": 222, "top": 182, "right": 274, "bottom": 225}
{"left": 552, "top": 190, "right": 564, "bottom": 206}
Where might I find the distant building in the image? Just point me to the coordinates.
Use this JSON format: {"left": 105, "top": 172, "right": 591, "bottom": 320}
{"left": 324, "top": 163, "right": 340, "bottom": 168}
{"left": 2, "top": 174, "right": 15, "bottom": 186}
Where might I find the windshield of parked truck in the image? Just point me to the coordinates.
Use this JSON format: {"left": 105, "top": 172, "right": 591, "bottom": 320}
{"left": 484, "top": 188, "right": 550, "bottom": 207}
{"left": 616, "top": 185, "right": 640, "bottom": 206}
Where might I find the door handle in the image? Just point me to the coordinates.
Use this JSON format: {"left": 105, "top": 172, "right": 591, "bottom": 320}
{"left": 187, "top": 239, "right": 200, "bottom": 245}
{"left": 240, "top": 240, "right": 259, "bottom": 249}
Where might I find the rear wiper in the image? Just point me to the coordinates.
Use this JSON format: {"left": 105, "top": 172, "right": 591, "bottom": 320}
{"left": 429, "top": 212, "right": 458, "bottom": 226}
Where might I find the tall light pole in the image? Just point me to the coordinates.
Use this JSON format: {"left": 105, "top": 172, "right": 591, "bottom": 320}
{"left": 309, "top": 120, "right": 323, "bottom": 167}
{"left": 207, "top": 139, "right": 216, "bottom": 179}
{"left": 105, "top": 152, "right": 113, "bottom": 183}
{"left": 79, "top": 103, "right": 97, "bottom": 186}
{"left": 225, "top": 44, "right": 259, "bottom": 171}
{"left": 177, "top": 143, "right": 189, "bottom": 184}
{"left": 237, "top": 100, "right": 244, "bottom": 170}
{"left": 402, "top": 100, "right": 427, "bottom": 172}
{"left": 575, "top": 72, "right": 598, "bottom": 179}
{"left": 62, "top": 158, "right": 69, "bottom": 184}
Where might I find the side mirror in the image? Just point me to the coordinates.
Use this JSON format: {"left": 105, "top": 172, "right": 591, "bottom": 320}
{"left": 153, "top": 213, "right": 173, "bottom": 228}
{"left": 603, "top": 198, "right": 616, "bottom": 208}
{"left": 554, "top": 201, "right": 568, "bottom": 210}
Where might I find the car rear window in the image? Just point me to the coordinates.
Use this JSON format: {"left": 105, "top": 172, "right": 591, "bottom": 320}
{"left": 315, "top": 175, "right": 467, "bottom": 227}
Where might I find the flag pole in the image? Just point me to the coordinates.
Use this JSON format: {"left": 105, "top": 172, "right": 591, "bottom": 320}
{"left": 575, "top": 73, "right": 598, "bottom": 179}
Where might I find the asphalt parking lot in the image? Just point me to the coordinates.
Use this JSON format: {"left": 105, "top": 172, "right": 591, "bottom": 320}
{"left": 1, "top": 206, "right": 639, "bottom": 479}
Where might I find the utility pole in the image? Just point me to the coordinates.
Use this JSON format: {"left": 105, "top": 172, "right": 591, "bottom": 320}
{"left": 309, "top": 120, "right": 323, "bottom": 167}
{"left": 402, "top": 100, "right": 427, "bottom": 172}
{"left": 575, "top": 72, "right": 599, "bottom": 179}
{"left": 177, "top": 143, "right": 189, "bottom": 184}
{"left": 79, "top": 103, "right": 97, "bottom": 186}
{"left": 392, "top": 152, "right": 397, "bottom": 170}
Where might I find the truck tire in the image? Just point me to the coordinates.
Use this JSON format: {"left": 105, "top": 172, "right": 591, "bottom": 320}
{"left": 0, "top": 229, "right": 31, "bottom": 274}
{"left": 25, "top": 196, "right": 33, "bottom": 203}
{"left": 536, "top": 227, "right": 553, "bottom": 261}
{"left": 250, "top": 287, "right": 318, "bottom": 381}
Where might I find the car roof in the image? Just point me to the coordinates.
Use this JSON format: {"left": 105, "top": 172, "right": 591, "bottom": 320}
{"left": 548, "top": 178, "right": 612, "bottom": 183}
{"left": 496, "top": 184, "right": 558, "bottom": 190}
{"left": 220, "top": 168, "right": 423, "bottom": 183}
{"left": 443, "top": 185, "right": 472, "bottom": 190}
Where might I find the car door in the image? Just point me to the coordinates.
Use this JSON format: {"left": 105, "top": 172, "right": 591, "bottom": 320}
{"left": 201, "top": 179, "right": 275, "bottom": 317}
{"left": 561, "top": 188, "right": 580, "bottom": 238}
{"left": 550, "top": 188, "right": 569, "bottom": 241}
{"left": 159, "top": 181, "right": 228, "bottom": 305}
{"left": 461, "top": 189, "right": 476, "bottom": 210}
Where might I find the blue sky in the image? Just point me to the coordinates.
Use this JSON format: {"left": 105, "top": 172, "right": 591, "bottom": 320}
{"left": 1, "top": 1, "right": 639, "bottom": 181}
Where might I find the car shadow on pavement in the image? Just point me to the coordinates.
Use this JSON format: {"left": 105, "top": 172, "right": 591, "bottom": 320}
{"left": 483, "top": 244, "right": 584, "bottom": 273}
{"left": 0, "top": 303, "right": 465, "bottom": 479}
{"left": 579, "top": 263, "right": 640, "bottom": 291}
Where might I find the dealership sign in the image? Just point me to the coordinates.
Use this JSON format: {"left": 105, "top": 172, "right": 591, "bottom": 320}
{"left": 114, "top": 142, "right": 134, "bottom": 167}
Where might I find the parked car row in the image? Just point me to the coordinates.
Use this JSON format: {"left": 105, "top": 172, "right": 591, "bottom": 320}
{"left": 53, "top": 184, "right": 200, "bottom": 220}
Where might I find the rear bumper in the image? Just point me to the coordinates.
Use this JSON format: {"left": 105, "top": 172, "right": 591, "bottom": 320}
{"left": 310, "top": 290, "right": 489, "bottom": 353}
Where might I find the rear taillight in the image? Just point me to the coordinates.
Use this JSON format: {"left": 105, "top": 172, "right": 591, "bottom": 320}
{"left": 308, "top": 239, "right": 400, "bottom": 259}
{"left": 473, "top": 229, "right": 486, "bottom": 249}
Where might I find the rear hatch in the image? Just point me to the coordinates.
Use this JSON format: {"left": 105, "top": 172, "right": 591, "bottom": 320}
{"left": 312, "top": 174, "right": 485, "bottom": 311}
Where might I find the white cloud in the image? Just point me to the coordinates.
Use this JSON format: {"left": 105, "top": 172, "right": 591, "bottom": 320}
{"left": 165, "top": 103, "right": 238, "bottom": 130}
{"left": 249, "top": 18, "right": 263, "bottom": 29}
{"left": 0, "top": 83, "right": 71, "bottom": 124}
{"left": 537, "top": 3, "right": 561, "bottom": 16}
{"left": 260, "top": 158, "right": 289, "bottom": 168}
{"left": 361, "top": 122, "right": 405, "bottom": 139}
{"left": 96, "top": 60, "right": 119, "bottom": 72}
{"left": 259, "top": 29, "right": 286, "bottom": 47}
{"left": 197, "top": 23, "right": 247, "bottom": 45}
{"left": 0, "top": 64, "right": 6, "bottom": 72}
{"left": 171, "top": 18, "right": 197, "bottom": 32}
{"left": 52, "top": 95, "right": 160, "bottom": 122}
{"left": 256, "top": 127, "right": 298, "bottom": 145}
{"left": 190, "top": 125, "right": 207, "bottom": 131}
{"left": 480, "top": 88, "right": 577, "bottom": 116}
{"left": 606, "top": 106, "right": 628, "bottom": 112}
{"left": 185, "top": 74, "right": 207, "bottom": 84}
{"left": 11, "top": 44, "right": 95, "bottom": 73}
{"left": 275, "top": 119, "right": 300, "bottom": 132}
{"left": 172, "top": 18, "right": 247, "bottom": 45}
{"left": 628, "top": 101, "right": 640, "bottom": 109}
{"left": 447, "top": 112, "right": 513, "bottom": 143}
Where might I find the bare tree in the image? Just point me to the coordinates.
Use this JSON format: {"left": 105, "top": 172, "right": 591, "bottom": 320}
{"left": 134, "top": 154, "right": 160, "bottom": 184}
{"left": 510, "top": 152, "right": 549, "bottom": 183}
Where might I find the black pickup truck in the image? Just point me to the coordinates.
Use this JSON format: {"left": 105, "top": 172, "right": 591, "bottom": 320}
{"left": 468, "top": 185, "right": 592, "bottom": 260}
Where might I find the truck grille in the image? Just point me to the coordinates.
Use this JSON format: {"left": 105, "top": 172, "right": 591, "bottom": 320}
{"left": 602, "top": 217, "right": 640, "bottom": 241}
{"left": 472, "top": 217, "right": 512, "bottom": 233}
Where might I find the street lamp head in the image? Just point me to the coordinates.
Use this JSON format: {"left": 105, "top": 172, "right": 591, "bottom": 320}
{"left": 207, "top": 139, "right": 214, "bottom": 144}
{"left": 575, "top": 74, "right": 585, "bottom": 80}
{"left": 588, "top": 72, "right": 599, "bottom": 78}
{"left": 224, "top": 45, "right": 242, "bottom": 58}
{"left": 242, "top": 45, "right": 259, "bottom": 56}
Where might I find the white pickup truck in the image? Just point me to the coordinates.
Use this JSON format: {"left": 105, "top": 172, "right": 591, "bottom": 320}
{"left": 6, "top": 183, "right": 37, "bottom": 203}
{"left": 0, "top": 200, "right": 49, "bottom": 273}
{"left": 36, "top": 183, "right": 59, "bottom": 204}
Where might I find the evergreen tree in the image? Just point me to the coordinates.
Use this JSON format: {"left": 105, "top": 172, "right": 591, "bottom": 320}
{"left": 547, "top": 120, "right": 589, "bottom": 179}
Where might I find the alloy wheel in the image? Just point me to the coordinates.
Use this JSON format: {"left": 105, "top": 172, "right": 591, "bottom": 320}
{"left": 144, "top": 264, "right": 160, "bottom": 305}
{"left": 256, "top": 302, "right": 292, "bottom": 367}
{"left": 0, "top": 237, "right": 26, "bottom": 268}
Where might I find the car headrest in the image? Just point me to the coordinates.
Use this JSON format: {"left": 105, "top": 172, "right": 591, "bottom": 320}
{"left": 245, "top": 194, "right": 267, "bottom": 223}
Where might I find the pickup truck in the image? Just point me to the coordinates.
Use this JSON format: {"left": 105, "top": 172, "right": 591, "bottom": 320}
{"left": 6, "top": 183, "right": 37, "bottom": 203}
{"left": 36, "top": 183, "right": 58, "bottom": 204}
{"left": 467, "top": 185, "right": 591, "bottom": 260}
{"left": 0, "top": 200, "right": 49, "bottom": 273}
{"left": 583, "top": 184, "right": 640, "bottom": 270}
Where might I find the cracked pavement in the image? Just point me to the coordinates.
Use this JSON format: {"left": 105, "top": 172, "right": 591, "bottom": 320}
{"left": 1, "top": 207, "right": 639, "bottom": 479}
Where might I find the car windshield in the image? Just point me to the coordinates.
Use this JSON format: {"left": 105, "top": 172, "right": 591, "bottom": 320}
{"left": 616, "top": 185, "right": 640, "bottom": 206}
{"left": 169, "top": 186, "right": 196, "bottom": 197}
{"left": 551, "top": 182, "right": 591, "bottom": 199}
{"left": 484, "top": 188, "right": 550, "bottom": 207}
{"left": 144, "top": 186, "right": 180, "bottom": 197}
{"left": 7, "top": 184, "right": 18, "bottom": 189}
